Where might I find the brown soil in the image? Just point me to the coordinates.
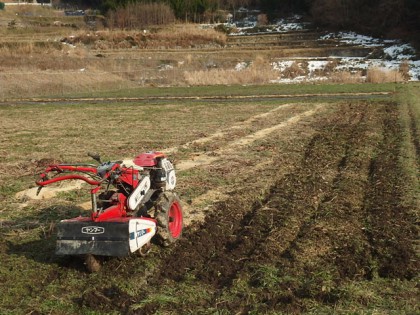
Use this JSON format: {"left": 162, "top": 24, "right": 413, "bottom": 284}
{"left": 7, "top": 98, "right": 417, "bottom": 314}
{"left": 126, "top": 100, "right": 418, "bottom": 314}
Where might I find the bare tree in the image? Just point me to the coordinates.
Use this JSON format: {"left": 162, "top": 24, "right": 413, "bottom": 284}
{"left": 109, "top": 2, "right": 176, "bottom": 30}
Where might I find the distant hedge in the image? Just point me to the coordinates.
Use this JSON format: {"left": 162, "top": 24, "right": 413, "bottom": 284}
{"left": 0, "top": 2, "right": 5, "bottom": 10}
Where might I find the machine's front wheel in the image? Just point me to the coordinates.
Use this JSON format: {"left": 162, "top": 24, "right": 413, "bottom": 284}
{"left": 154, "top": 192, "right": 183, "bottom": 246}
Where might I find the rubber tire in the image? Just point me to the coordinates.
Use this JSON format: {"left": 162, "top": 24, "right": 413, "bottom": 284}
{"left": 154, "top": 191, "right": 183, "bottom": 247}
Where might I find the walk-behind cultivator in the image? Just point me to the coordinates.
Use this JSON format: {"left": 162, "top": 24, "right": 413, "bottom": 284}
{"left": 36, "top": 152, "right": 183, "bottom": 272}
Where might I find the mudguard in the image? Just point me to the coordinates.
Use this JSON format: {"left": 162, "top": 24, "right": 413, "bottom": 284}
{"left": 127, "top": 176, "right": 151, "bottom": 211}
{"left": 56, "top": 218, "right": 156, "bottom": 256}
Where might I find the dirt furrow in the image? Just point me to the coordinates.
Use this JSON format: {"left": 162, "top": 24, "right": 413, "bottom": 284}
{"left": 126, "top": 103, "right": 337, "bottom": 312}
{"left": 164, "top": 103, "right": 297, "bottom": 154}
{"left": 131, "top": 100, "right": 418, "bottom": 314}
{"left": 174, "top": 103, "right": 322, "bottom": 172}
{"left": 145, "top": 105, "right": 331, "bottom": 275}
{"left": 407, "top": 101, "right": 420, "bottom": 166}
{"left": 211, "top": 102, "right": 378, "bottom": 311}
{"left": 165, "top": 103, "right": 325, "bottom": 226}
{"left": 363, "top": 103, "right": 418, "bottom": 279}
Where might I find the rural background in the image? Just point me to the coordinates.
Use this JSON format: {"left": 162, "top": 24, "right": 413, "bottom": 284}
{"left": 0, "top": 0, "right": 419, "bottom": 314}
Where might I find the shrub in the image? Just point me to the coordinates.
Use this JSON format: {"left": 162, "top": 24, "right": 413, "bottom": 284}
{"left": 0, "top": 2, "right": 4, "bottom": 10}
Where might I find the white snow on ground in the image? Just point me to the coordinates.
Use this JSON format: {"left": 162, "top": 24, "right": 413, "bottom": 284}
{"left": 320, "top": 32, "right": 384, "bottom": 47}
{"left": 384, "top": 44, "right": 416, "bottom": 60}
{"left": 237, "top": 27, "right": 419, "bottom": 82}
{"left": 409, "top": 60, "right": 420, "bottom": 79}
{"left": 214, "top": 14, "right": 420, "bottom": 82}
{"left": 223, "top": 13, "right": 310, "bottom": 35}
{"left": 315, "top": 31, "right": 419, "bottom": 80}
{"left": 272, "top": 60, "right": 294, "bottom": 72}
{"left": 274, "top": 15, "right": 311, "bottom": 32}
{"left": 334, "top": 57, "right": 402, "bottom": 71}
{"left": 274, "top": 21, "right": 306, "bottom": 32}
{"left": 158, "top": 64, "right": 174, "bottom": 71}
{"left": 235, "top": 62, "right": 248, "bottom": 71}
{"left": 267, "top": 57, "right": 419, "bottom": 83}
{"left": 307, "top": 60, "right": 330, "bottom": 74}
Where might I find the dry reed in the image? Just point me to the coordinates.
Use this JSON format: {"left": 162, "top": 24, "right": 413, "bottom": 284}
{"left": 329, "top": 71, "right": 364, "bottom": 83}
{"left": 184, "top": 56, "right": 277, "bottom": 86}
{"left": 366, "top": 67, "right": 405, "bottom": 83}
{"left": 61, "top": 25, "right": 226, "bottom": 50}
{"left": 399, "top": 60, "right": 410, "bottom": 81}
{"left": 282, "top": 61, "right": 307, "bottom": 79}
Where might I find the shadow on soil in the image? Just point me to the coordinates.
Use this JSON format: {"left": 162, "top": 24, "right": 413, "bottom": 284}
{"left": 4, "top": 204, "right": 87, "bottom": 270}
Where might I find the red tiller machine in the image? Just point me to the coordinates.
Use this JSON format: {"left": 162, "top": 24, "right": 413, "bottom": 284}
{"left": 36, "top": 152, "right": 183, "bottom": 271}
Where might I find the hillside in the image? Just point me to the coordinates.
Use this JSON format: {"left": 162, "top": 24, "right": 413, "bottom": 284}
{"left": 0, "top": 6, "right": 419, "bottom": 99}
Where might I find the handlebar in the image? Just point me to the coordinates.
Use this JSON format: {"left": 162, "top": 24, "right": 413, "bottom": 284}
{"left": 36, "top": 162, "right": 123, "bottom": 188}
{"left": 36, "top": 174, "right": 102, "bottom": 187}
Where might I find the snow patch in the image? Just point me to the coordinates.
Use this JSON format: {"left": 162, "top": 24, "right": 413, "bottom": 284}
{"left": 272, "top": 61, "right": 294, "bottom": 72}
{"left": 235, "top": 62, "right": 248, "bottom": 71}
{"left": 409, "top": 60, "right": 420, "bottom": 80}
{"left": 384, "top": 44, "right": 415, "bottom": 60}
{"left": 320, "top": 31, "right": 385, "bottom": 47}
{"left": 217, "top": 16, "right": 420, "bottom": 82}
{"left": 307, "top": 60, "right": 329, "bottom": 73}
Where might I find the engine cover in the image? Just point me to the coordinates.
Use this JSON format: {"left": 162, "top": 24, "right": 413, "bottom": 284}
{"left": 133, "top": 152, "right": 165, "bottom": 167}
{"left": 133, "top": 152, "right": 176, "bottom": 191}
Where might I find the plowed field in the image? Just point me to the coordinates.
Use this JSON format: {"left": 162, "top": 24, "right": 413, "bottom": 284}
{"left": 135, "top": 96, "right": 418, "bottom": 314}
{"left": 0, "top": 84, "right": 418, "bottom": 314}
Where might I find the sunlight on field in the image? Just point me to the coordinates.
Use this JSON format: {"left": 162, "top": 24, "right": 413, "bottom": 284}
{"left": 0, "top": 4, "right": 418, "bottom": 313}
{"left": 0, "top": 83, "right": 418, "bottom": 314}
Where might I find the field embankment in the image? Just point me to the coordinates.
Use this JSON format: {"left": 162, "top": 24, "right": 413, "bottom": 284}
{"left": 1, "top": 5, "right": 418, "bottom": 99}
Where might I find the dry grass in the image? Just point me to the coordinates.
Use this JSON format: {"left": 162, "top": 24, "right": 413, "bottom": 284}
{"left": 0, "top": 16, "right": 410, "bottom": 96}
{"left": 61, "top": 25, "right": 226, "bottom": 50}
{"left": 327, "top": 67, "right": 408, "bottom": 84}
{"left": 399, "top": 60, "right": 411, "bottom": 81}
{"left": 1, "top": 5, "right": 62, "bottom": 18}
{"left": 155, "top": 24, "right": 227, "bottom": 47}
{"left": 0, "top": 23, "right": 229, "bottom": 97}
{"left": 329, "top": 71, "right": 364, "bottom": 83}
{"left": 184, "top": 55, "right": 277, "bottom": 85}
{"left": 0, "top": 70, "right": 135, "bottom": 98}
{"left": 366, "top": 67, "right": 405, "bottom": 83}
{"left": 282, "top": 61, "right": 308, "bottom": 79}
{"left": 0, "top": 5, "right": 84, "bottom": 31}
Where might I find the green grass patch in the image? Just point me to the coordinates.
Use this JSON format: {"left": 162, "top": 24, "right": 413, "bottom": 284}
{"left": 48, "top": 82, "right": 400, "bottom": 100}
